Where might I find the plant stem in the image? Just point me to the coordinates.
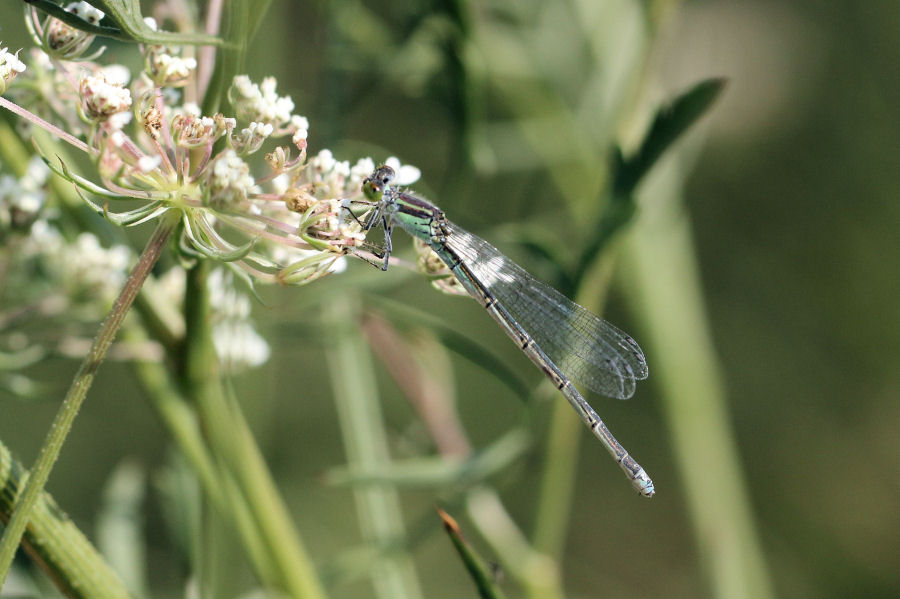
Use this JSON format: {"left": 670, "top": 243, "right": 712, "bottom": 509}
{"left": 181, "top": 262, "right": 326, "bottom": 599}
{"left": 531, "top": 399, "right": 581, "bottom": 558}
{"left": 532, "top": 249, "right": 616, "bottom": 559}
{"left": 0, "top": 438, "right": 132, "bottom": 599}
{"left": 324, "top": 295, "right": 423, "bottom": 599}
{"left": 619, "top": 165, "right": 775, "bottom": 599}
{"left": 0, "top": 212, "right": 178, "bottom": 588}
{"left": 126, "top": 326, "right": 274, "bottom": 582}
{"left": 0, "top": 97, "right": 93, "bottom": 155}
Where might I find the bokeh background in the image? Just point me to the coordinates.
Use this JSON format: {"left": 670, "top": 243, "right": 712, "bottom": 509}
{"left": 1, "top": 1, "right": 898, "bottom": 598}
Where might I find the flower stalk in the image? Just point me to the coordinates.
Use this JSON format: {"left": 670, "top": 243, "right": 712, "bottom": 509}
{"left": 0, "top": 211, "right": 179, "bottom": 586}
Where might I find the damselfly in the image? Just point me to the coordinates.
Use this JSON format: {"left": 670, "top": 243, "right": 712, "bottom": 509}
{"left": 357, "top": 165, "right": 654, "bottom": 496}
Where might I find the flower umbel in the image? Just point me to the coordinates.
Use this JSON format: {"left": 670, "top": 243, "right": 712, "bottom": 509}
{"left": 4, "top": 15, "right": 420, "bottom": 288}
{"left": 79, "top": 73, "right": 132, "bottom": 121}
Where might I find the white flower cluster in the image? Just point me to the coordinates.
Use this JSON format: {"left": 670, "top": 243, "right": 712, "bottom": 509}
{"left": 305, "top": 152, "right": 419, "bottom": 199}
{"left": 0, "top": 156, "right": 48, "bottom": 230}
{"left": 142, "top": 18, "right": 197, "bottom": 88}
{"left": 230, "top": 76, "right": 295, "bottom": 127}
{"left": 79, "top": 73, "right": 132, "bottom": 120}
{"left": 0, "top": 46, "right": 26, "bottom": 94}
{"left": 231, "top": 121, "right": 274, "bottom": 155}
{"left": 207, "top": 268, "right": 271, "bottom": 371}
{"left": 7, "top": 24, "right": 422, "bottom": 288}
{"left": 206, "top": 149, "right": 256, "bottom": 208}
{"left": 40, "top": 2, "right": 105, "bottom": 59}
{"left": 23, "top": 221, "right": 132, "bottom": 305}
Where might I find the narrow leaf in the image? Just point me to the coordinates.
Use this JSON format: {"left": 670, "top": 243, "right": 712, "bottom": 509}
{"left": 577, "top": 78, "right": 727, "bottom": 279}
{"left": 437, "top": 508, "right": 507, "bottom": 599}
{"left": 324, "top": 430, "right": 531, "bottom": 488}
{"left": 615, "top": 77, "right": 727, "bottom": 196}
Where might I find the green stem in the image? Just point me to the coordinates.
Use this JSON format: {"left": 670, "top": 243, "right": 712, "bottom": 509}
{"left": 619, "top": 169, "right": 774, "bottom": 599}
{"left": 182, "top": 262, "right": 325, "bottom": 599}
{"left": 0, "top": 212, "right": 178, "bottom": 588}
{"left": 126, "top": 326, "right": 274, "bottom": 583}
{"left": 0, "top": 439, "right": 131, "bottom": 599}
{"left": 531, "top": 399, "right": 581, "bottom": 558}
{"left": 324, "top": 295, "right": 423, "bottom": 599}
{"left": 532, "top": 251, "right": 616, "bottom": 559}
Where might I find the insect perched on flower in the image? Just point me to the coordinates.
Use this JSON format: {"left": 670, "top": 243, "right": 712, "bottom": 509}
{"left": 5, "top": 7, "right": 421, "bottom": 289}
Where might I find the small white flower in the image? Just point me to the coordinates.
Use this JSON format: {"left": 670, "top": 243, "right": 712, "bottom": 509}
{"left": 59, "top": 233, "right": 132, "bottom": 302}
{"left": 206, "top": 150, "right": 255, "bottom": 207}
{"left": 208, "top": 268, "right": 251, "bottom": 319}
{"left": 137, "top": 155, "right": 161, "bottom": 173}
{"left": 100, "top": 64, "right": 131, "bottom": 86}
{"left": 0, "top": 176, "right": 41, "bottom": 227}
{"left": 0, "top": 156, "right": 50, "bottom": 229}
{"left": 289, "top": 114, "right": 309, "bottom": 147}
{"left": 107, "top": 110, "right": 133, "bottom": 130}
{"left": 207, "top": 268, "right": 271, "bottom": 372}
{"left": 229, "top": 75, "right": 295, "bottom": 128}
{"left": 384, "top": 156, "right": 421, "bottom": 186}
{"left": 66, "top": 1, "right": 105, "bottom": 25}
{"left": 147, "top": 51, "right": 197, "bottom": 88}
{"left": 181, "top": 102, "right": 202, "bottom": 117}
{"left": 0, "top": 47, "right": 26, "bottom": 93}
{"left": 231, "top": 121, "right": 274, "bottom": 154}
{"left": 212, "top": 321, "right": 271, "bottom": 372}
{"left": 23, "top": 155, "right": 50, "bottom": 189}
{"left": 109, "top": 129, "right": 127, "bottom": 147}
{"left": 350, "top": 158, "right": 376, "bottom": 183}
{"left": 311, "top": 149, "right": 336, "bottom": 173}
{"left": 271, "top": 173, "right": 291, "bottom": 195}
{"left": 79, "top": 73, "right": 132, "bottom": 120}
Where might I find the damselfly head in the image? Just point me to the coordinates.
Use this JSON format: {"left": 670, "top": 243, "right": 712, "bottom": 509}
{"left": 361, "top": 165, "right": 395, "bottom": 201}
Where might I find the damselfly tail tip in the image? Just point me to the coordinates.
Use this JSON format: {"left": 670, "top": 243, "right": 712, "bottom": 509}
{"left": 621, "top": 456, "right": 654, "bottom": 497}
{"left": 632, "top": 472, "right": 655, "bottom": 497}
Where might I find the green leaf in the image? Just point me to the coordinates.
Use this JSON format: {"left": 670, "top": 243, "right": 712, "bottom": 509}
{"left": 24, "top": 0, "right": 221, "bottom": 45}
{"left": 324, "top": 429, "right": 531, "bottom": 488}
{"left": 614, "top": 77, "right": 727, "bottom": 196}
{"left": 576, "top": 78, "right": 726, "bottom": 281}
{"left": 437, "top": 508, "right": 507, "bottom": 599}
{"left": 42, "top": 156, "right": 136, "bottom": 200}
{"left": 181, "top": 217, "right": 257, "bottom": 262}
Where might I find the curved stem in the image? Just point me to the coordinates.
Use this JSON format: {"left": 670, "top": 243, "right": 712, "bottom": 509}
{"left": 0, "top": 212, "right": 179, "bottom": 587}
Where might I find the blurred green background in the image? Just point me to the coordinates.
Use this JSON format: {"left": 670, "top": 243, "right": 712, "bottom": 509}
{"left": 1, "top": 0, "right": 898, "bottom": 597}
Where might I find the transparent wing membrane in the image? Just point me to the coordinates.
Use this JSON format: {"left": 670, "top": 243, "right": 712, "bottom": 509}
{"left": 444, "top": 224, "right": 648, "bottom": 399}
